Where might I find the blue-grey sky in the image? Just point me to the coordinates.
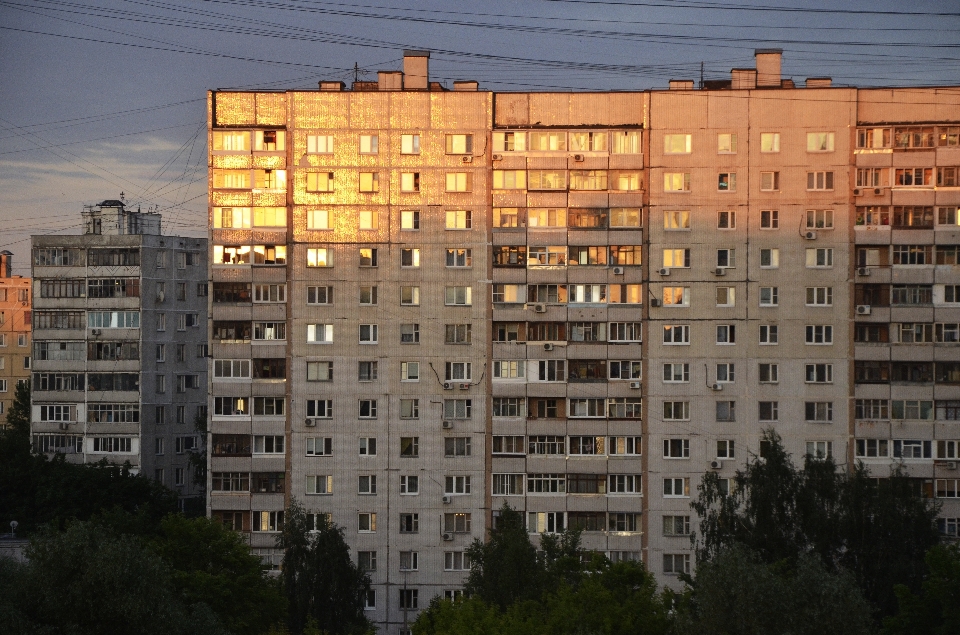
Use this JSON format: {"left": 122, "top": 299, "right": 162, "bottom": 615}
{"left": 1, "top": 0, "right": 958, "bottom": 274}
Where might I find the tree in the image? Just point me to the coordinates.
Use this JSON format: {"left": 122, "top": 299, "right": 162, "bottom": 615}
{"left": 464, "top": 504, "right": 546, "bottom": 609}
{"left": 674, "top": 545, "right": 873, "bottom": 635}
{"left": 0, "top": 520, "right": 227, "bottom": 635}
{"left": 149, "top": 514, "right": 286, "bottom": 635}
{"left": 278, "top": 500, "right": 372, "bottom": 635}
{"left": 883, "top": 543, "right": 960, "bottom": 635}
{"left": 692, "top": 429, "right": 940, "bottom": 619}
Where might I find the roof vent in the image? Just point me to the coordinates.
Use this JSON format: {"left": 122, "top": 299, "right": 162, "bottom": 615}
{"left": 453, "top": 80, "right": 479, "bottom": 91}
{"left": 669, "top": 80, "right": 694, "bottom": 91}
{"left": 805, "top": 77, "right": 833, "bottom": 88}
{"left": 318, "top": 81, "right": 345, "bottom": 91}
{"left": 731, "top": 69, "right": 757, "bottom": 90}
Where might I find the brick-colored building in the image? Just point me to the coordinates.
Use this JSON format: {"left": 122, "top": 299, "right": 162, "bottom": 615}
{"left": 207, "top": 49, "right": 960, "bottom": 629}
{"left": 0, "top": 252, "right": 32, "bottom": 427}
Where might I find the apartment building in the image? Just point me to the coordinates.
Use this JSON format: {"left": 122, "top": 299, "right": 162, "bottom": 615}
{"left": 31, "top": 200, "right": 208, "bottom": 508}
{"left": 207, "top": 49, "right": 960, "bottom": 627}
{"left": 0, "top": 252, "right": 32, "bottom": 427}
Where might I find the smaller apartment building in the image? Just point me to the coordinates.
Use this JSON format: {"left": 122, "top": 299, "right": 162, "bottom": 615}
{"left": 31, "top": 201, "right": 208, "bottom": 507}
{"left": 0, "top": 251, "right": 32, "bottom": 426}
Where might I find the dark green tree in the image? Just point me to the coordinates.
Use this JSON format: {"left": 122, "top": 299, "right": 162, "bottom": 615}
{"left": 464, "top": 504, "right": 546, "bottom": 608}
{"left": 0, "top": 520, "right": 227, "bottom": 635}
{"left": 674, "top": 545, "right": 872, "bottom": 635}
{"left": 278, "top": 500, "right": 372, "bottom": 635}
{"left": 149, "top": 514, "right": 286, "bottom": 635}
{"left": 691, "top": 429, "right": 940, "bottom": 619}
{"left": 883, "top": 543, "right": 960, "bottom": 635}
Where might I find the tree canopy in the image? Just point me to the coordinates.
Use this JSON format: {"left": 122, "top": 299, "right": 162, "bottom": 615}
{"left": 691, "top": 429, "right": 941, "bottom": 619}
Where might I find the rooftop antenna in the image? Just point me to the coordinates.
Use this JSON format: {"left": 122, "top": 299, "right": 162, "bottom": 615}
{"left": 699, "top": 62, "right": 704, "bottom": 89}
{"left": 354, "top": 62, "right": 360, "bottom": 83}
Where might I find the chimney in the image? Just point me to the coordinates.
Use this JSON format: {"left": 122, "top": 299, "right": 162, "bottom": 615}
{"left": 755, "top": 49, "right": 782, "bottom": 88}
{"left": 731, "top": 69, "right": 757, "bottom": 90}
{"left": 668, "top": 80, "right": 694, "bottom": 91}
{"left": 377, "top": 71, "right": 403, "bottom": 91}
{"left": 403, "top": 50, "right": 430, "bottom": 90}
{"left": 0, "top": 251, "right": 11, "bottom": 278}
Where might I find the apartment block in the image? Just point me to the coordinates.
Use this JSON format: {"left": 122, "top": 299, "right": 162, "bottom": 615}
{"left": 30, "top": 200, "right": 208, "bottom": 507}
{"left": 0, "top": 252, "right": 32, "bottom": 426}
{"left": 207, "top": 49, "right": 960, "bottom": 627}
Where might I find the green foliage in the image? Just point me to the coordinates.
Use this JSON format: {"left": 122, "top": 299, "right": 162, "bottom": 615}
{"left": 0, "top": 383, "right": 178, "bottom": 536}
{"left": 149, "top": 514, "right": 286, "bottom": 635}
{"left": 278, "top": 500, "right": 372, "bottom": 635}
{"left": 464, "top": 504, "right": 547, "bottom": 608}
{"left": 0, "top": 520, "right": 228, "bottom": 635}
{"left": 883, "top": 543, "right": 960, "bottom": 635}
{"left": 692, "top": 429, "right": 940, "bottom": 619}
{"left": 674, "top": 545, "right": 873, "bottom": 635}
{"left": 414, "top": 559, "right": 670, "bottom": 635}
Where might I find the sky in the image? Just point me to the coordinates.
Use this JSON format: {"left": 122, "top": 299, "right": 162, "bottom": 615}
{"left": 0, "top": 0, "right": 958, "bottom": 275}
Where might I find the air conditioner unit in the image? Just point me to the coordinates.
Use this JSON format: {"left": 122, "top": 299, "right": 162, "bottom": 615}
{"left": 442, "top": 420, "right": 453, "bottom": 429}
{"left": 659, "top": 268, "right": 670, "bottom": 276}
{"left": 492, "top": 153, "right": 503, "bottom": 161}
{"left": 710, "top": 460, "right": 723, "bottom": 470}
{"left": 853, "top": 188, "right": 862, "bottom": 196}
{"left": 947, "top": 461, "right": 958, "bottom": 470}
{"left": 91, "top": 329, "right": 102, "bottom": 336}
{"left": 613, "top": 266, "right": 624, "bottom": 275}
{"left": 629, "top": 381, "right": 641, "bottom": 389}
{"left": 714, "top": 268, "right": 726, "bottom": 276}
{"left": 534, "top": 303, "right": 547, "bottom": 313}
{"left": 442, "top": 532, "right": 454, "bottom": 541}
{"left": 461, "top": 155, "right": 473, "bottom": 164}
{"left": 805, "top": 231, "right": 817, "bottom": 240}
{"left": 573, "top": 154, "right": 585, "bottom": 162}
{"left": 874, "top": 187, "right": 882, "bottom": 195}
{"left": 459, "top": 383, "right": 470, "bottom": 390}
{"left": 543, "top": 343, "right": 554, "bottom": 351}
{"left": 711, "top": 383, "right": 723, "bottom": 391}
{"left": 856, "top": 305, "right": 872, "bottom": 315}
{"left": 442, "top": 495, "right": 453, "bottom": 504}
{"left": 443, "top": 382, "right": 454, "bottom": 390}
{"left": 58, "top": 421, "right": 70, "bottom": 430}
{"left": 650, "top": 298, "right": 661, "bottom": 308}
{"left": 857, "top": 267, "right": 870, "bottom": 276}
{"left": 305, "top": 418, "right": 317, "bottom": 427}
{"left": 156, "top": 291, "right": 164, "bottom": 302}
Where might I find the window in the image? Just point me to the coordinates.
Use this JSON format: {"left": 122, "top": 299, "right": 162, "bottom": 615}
{"left": 493, "top": 170, "right": 526, "bottom": 189}
{"left": 759, "top": 363, "right": 779, "bottom": 383}
{"left": 663, "top": 325, "right": 690, "bottom": 345}
{"left": 358, "top": 324, "right": 378, "bottom": 345}
{"left": 358, "top": 399, "right": 377, "bottom": 418}
{"left": 716, "top": 401, "right": 736, "bottom": 422}
{"left": 717, "top": 211, "right": 736, "bottom": 229}
{"left": 663, "top": 172, "right": 691, "bottom": 192}
{"left": 400, "top": 362, "right": 419, "bottom": 382}
{"left": 716, "top": 287, "right": 735, "bottom": 307}
{"left": 716, "top": 324, "right": 736, "bottom": 344}
{"left": 715, "top": 363, "right": 735, "bottom": 384}
{"left": 806, "top": 209, "right": 834, "bottom": 229}
{"left": 716, "top": 248, "right": 736, "bottom": 268}
{"left": 493, "top": 131, "right": 526, "bottom": 152}
{"left": 805, "top": 364, "right": 833, "bottom": 384}
{"left": 306, "top": 248, "right": 331, "bottom": 267}
{"left": 807, "top": 132, "right": 835, "bottom": 152}
{"left": 444, "top": 551, "right": 471, "bottom": 571}
{"left": 760, "top": 210, "right": 779, "bottom": 229}
{"left": 446, "top": 210, "right": 472, "bottom": 229}
{"left": 807, "top": 172, "right": 835, "bottom": 191}
{"left": 399, "top": 551, "right": 418, "bottom": 572}
{"left": 609, "top": 477, "right": 642, "bottom": 497}
{"left": 608, "top": 360, "right": 641, "bottom": 380}
{"left": 664, "top": 210, "right": 690, "bottom": 230}
{"left": 805, "top": 402, "right": 834, "bottom": 422}
{"left": 306, "top": 172, "right": 334, "bottom": 193}
{"left": 399, "top": 399, "right": 419, "bottom": 419}
{"left": 805, "top": 325, "right": 833, "bottom": 345}
{"left": 718, "top": 172, "right": 736, "bottom": 191}
{"left": 609, "top": 322, "right": 642, "bottom": 342}
{"left": 760, "top": 132, "right": 780, "bottom": 152}
{"left": 612, "top": 130, "right": 641, "bottom": 153}
{"left": 359, "top": 438, "right": 377, "bottom": 456}
{"left": 529, "top": 131, "right": 566, "bottom": 151}
{"left": 662, "top": 363, "right": 689, "bottom": 383}
{"left": 443, "top": 399, "right": 473, "bottom": 419}
{"left": 445, "top": 248, "right": 472, "bottom": 268}
{"left": 716, "top": 440, "right": 735, "bottom": 460}
{"left": 305, "top": 437, "right": 332, "bottom": 457}
{"left": 662, "top": 249, "right": 690, "bottom": 268}
{"left": 358, "top": 513, "right": 376, "bottom": 532}
{"left": 400, "top": 436, "right": 420, "bottom": 457}
{"left": 357, "top": 172, "right": 379, "bottom": 193}
{"left": 806, "top": 287, "right": 833, "bottom": 306}
{"left": 569, "top": 170, "right": 607, "bottom": 191}
{"left": 892, "top": 400, "right": 934, "bottom": 420}
{"left": 358, "top": 475, "right": 377, "bottom": 495}
{"left": 358, "top": 361, "right": 378, "bottom": 381}
{"left": 663, "top": 438, "right": 690, "bottom": 457}
{"left": 664, "top": 134, "right": 691, "bottom": 154}
{"left": 806, "top": 248, "right": 834, "bottom": 268}
{"left": 445, "top": 475, "right": 471, "bottom": 495}
{"left": 445, "top": 286, "right": 472, "bottom": 306}
{"left": 758, "top": 287, "right": 778, "bottom": 307}
{"left": 306, "top": 361, "right": 332, "bottom": 382}
{"left": 759, "top": 249, "right": 779, "bottom": 269}
{"left": 305, "top": 475, "right": 333, "bottom": 495}
{"left": 445, "top": 437, "right": 472, "bottom": 457}
{"left": 399, "top": 172, "right": 420, "bottom": 192}
{"left": 759, "top": 401, "right": 779, "bottom": 422}
{"left": 446, "top": 172, "right": 472, "bottom": 192}
{"left": 760, "top": 171, "right": 780, "bottom": 191}
{"left": 663, "top": 478, "right": 690, "bottom": 498}
{"left": 444, "top": 513, "right": 471, "bottom": 533}
{"left": 357, "top": 134, "right": 378, "bottom": 154}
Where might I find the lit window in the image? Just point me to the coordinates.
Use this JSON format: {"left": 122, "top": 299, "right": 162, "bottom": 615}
{"left": 663, "top": 173, "right": 691, "bottom": 192}
{"left": 807, "top": 132, "right": 835, "bottom": 152}
{"left": 664, "top": 134, "right": 691, "bottom": 154}
{"left": 401, "top": 134, "right": 420, "bottom": 154}
{"left": 306, "top": 172, "right": 334, "bottom": 192}
{"left": 760, "top": 132, "right": 780, "bottom": 152}
{"left": 359, "top": 134, "right": 378, "bottom": 154}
